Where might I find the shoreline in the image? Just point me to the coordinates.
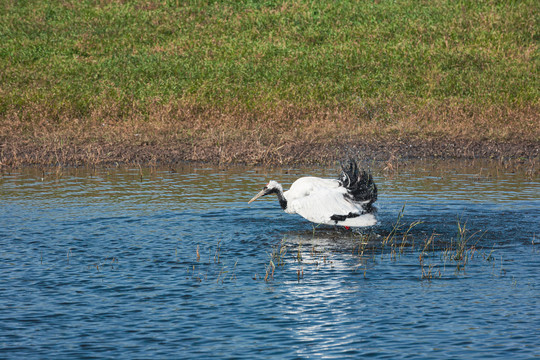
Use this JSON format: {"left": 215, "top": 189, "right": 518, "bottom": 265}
{"left": 2, "top": 136, "right": 537, "bottom": 169}
{"left": 2, "top": 103, "right": 538, "bottom": 171}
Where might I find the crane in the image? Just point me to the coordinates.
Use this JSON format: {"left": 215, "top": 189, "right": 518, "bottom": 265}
{"left": 248, "top": 159, "right": 378, "bottom": 227}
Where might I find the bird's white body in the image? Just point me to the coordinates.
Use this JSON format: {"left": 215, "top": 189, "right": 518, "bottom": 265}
{"left": 283, "top": 177, "right": 377, "bottom": 227}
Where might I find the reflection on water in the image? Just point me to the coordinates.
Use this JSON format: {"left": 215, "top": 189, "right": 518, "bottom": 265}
{"left": 0, "top": 160, "right": 538, "bottom": 359}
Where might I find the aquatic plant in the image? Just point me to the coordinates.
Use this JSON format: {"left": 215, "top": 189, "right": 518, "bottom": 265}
{"left": 379, "top": 204, "right": 423, "bottom": 261}
{"left": 270, "top": 204, "right": 497, "bottom": 282}
{"left": 264, "top": 240, "right": 287, "bottom": 282}
{"left": 449, "top": 217, "right": 485, "bottom": 271}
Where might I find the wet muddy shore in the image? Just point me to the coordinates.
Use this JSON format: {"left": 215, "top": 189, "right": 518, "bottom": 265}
{"left": 1, "top": 136, "right": 537, "bottom": 169}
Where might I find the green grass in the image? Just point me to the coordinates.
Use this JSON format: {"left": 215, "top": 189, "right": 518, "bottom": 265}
{"left": 1, "top": 0, "right": 538, "bottom": 119}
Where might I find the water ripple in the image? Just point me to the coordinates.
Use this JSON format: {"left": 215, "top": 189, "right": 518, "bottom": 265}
{"left": 0, "top": 163, "right": 538, "bottom": 359}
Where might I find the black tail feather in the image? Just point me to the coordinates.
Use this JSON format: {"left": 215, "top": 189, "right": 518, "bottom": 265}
{"left": 338, "top": 159, "right": 378, "bottom": 206}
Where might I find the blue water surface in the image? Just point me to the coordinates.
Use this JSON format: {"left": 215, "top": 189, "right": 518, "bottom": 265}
{"left": 0, "top": 161, "right": 539, "bottom": 359}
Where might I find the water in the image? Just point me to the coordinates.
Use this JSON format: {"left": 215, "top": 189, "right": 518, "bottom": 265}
{"left": 1, "top": 161, "right": 539, "bottom": 359}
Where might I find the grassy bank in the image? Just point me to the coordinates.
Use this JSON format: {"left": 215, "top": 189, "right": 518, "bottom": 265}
{"left": 1, "top": 0, "right": 538, "bottom": 166}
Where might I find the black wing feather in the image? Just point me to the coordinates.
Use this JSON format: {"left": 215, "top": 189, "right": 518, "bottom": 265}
{"left": 338, "top": 159, "right": 378, "bottom": 207}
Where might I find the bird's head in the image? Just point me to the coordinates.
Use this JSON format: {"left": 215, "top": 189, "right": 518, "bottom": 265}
{"left": 248, "top": 180, "right": 283, "bottom": 204}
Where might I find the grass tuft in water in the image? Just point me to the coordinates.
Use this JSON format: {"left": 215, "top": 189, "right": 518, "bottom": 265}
{"left": 264, "top": 240, "right": 287, "bottom": 282}
{"left": 276, "top": 206, "right": 501, "bottom": 282}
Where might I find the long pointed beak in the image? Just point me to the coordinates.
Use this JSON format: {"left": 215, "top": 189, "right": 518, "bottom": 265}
{"left": 248, "top": 189, "right": 266, "bottom": 204}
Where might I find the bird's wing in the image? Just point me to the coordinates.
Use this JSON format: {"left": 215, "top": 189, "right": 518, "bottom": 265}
{"left": 287, "top": 184, "right": 368, "bottom": 225}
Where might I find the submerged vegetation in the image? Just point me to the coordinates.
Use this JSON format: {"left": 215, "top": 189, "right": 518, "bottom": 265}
{"left": 263, "top": 210, "right": 499, "bottom": 282}
{"left": 176, "top": 212, "right": 495, "bottom": 284}
{"left": 1, "top": 0, "right": 538, "bottom": 166}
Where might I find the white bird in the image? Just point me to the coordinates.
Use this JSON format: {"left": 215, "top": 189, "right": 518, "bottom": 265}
{"left": 248, "top": 160, "right": 378, "bottom": 227}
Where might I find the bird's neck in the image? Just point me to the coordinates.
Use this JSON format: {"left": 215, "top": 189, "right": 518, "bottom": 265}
{"left": 269, "top": 186, "right": 288, "bottom": 210}
{"left": 276, "top": 190, "right": 288, "bottom": 211}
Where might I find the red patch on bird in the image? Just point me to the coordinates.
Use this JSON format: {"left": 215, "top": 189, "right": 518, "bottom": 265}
{"left": 345, "top": 226, "right": 350, "bottom": 230}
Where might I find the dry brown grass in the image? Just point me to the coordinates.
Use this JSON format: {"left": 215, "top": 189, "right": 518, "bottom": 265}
{"left": 1, "top": 100, "right": 538, "bottom": 168}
